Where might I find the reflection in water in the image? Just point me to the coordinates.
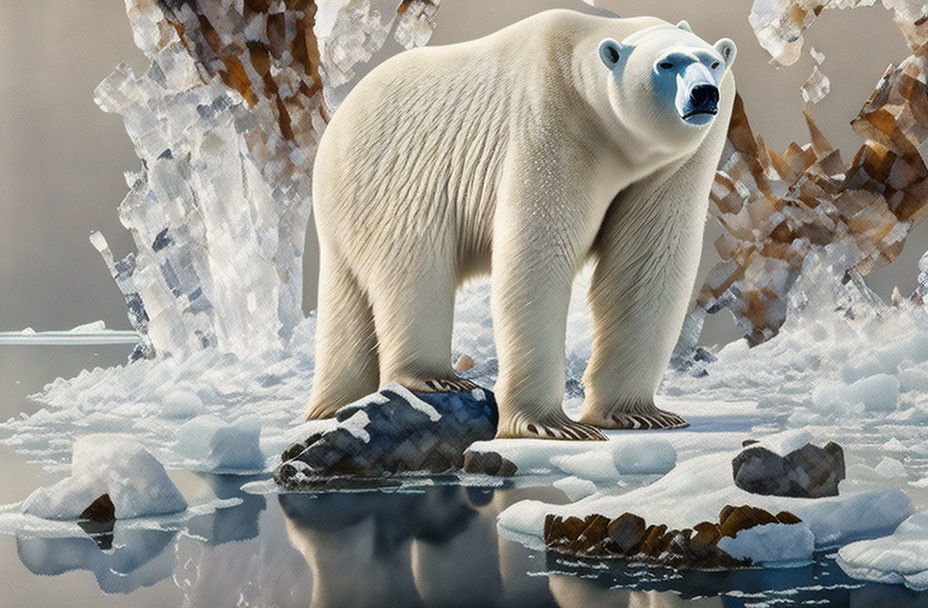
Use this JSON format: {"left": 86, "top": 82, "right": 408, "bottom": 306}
{"left": 280, "top": 485, "right": 557, "bottom": 608}
{"left": 10, "top": 478, "right": 928, "bottom": 606}
{"left": 17, "top": 528, "right": 176, "bottom": 594}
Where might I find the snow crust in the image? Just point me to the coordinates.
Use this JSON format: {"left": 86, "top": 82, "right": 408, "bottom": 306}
{"left": 837, "top": 512, "right": 928, "bottom": 591}
{"left": 21, "top": 435, "right": 186, "bottom": 520}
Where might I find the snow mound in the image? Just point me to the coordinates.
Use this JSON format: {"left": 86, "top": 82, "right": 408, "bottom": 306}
{"left": 837, "top": 512, "right": 928, "bottom": 591}
{"left": 21, "top": 435, "right": 186, "bottom": 520}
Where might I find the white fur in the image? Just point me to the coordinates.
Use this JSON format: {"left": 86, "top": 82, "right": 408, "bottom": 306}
{"left": 306, "top": 9, "right": 736, "bottom": 439}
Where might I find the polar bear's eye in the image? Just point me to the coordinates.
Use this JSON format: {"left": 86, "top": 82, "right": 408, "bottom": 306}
{"left": 711, "top": 61, "right": 721, "bottom": 69}
{"left": 659, "top": 62, "right": 673, "bottom": 70}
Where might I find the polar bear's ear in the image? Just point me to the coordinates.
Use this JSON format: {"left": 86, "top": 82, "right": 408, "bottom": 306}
{"left": 676, "top": 20, "right": 692, "bottom": 33}
{"left": 715, "top": 38, "right": 737, "bottom": 68}
{"left": 598, "top": 38, "right": 630, "bottom": 71}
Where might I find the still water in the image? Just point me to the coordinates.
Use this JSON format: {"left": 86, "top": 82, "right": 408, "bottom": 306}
{"left": 1, "top": 345, "right": 926, "bottom": 607}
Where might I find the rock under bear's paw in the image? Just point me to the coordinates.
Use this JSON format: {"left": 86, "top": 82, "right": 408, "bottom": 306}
{"left": 582, "top": 405, "right": 689, "bottom": 430}
{"left": 497, "top": 412, "right": 606, "bottom": 441}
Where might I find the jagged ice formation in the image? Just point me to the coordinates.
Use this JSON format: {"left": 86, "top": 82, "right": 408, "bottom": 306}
{"left": 677, "top": 0, "right": 928, "bottom": 352}
{"left": 92, "top": 0, "right": 440, "bottom": 360}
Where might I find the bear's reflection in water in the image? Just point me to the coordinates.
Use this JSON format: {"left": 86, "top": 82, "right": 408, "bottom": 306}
{"left": 279, "top": 485, "right": 705, "bottom": 608}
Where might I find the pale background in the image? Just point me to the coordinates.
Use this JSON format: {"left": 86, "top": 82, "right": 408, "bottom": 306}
{"left": 0, "top": 0, "right": 917, "bottom": 346}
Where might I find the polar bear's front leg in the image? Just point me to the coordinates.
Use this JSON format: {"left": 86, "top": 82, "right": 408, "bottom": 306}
{"left": 579, "top": 75, "right": 734, "bottom": 430}
{"left": 491, "top": 151, "right": 606, "bottom": 441}
{"left": 577, "top": 167, "right": 703, "bottom": 430}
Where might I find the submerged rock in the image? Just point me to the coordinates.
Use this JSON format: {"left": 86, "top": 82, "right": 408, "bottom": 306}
{"left": 732, "top": 440, "right": 845, "bottom": 498}
{"left": 543, "top": 504, "right": 804, "bottom": 570}
{"left": 275, "top": 382, "right": 497, "bottom": 487}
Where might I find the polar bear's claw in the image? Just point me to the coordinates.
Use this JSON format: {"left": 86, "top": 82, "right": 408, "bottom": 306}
{"left": 606, "top": 408, "right": 689, "bottom": 430}
{"left": 403, "top": 377, "right": 479, "bottom": 393}
{"left": 499, "top": 414, "right": 606, "bottom": 441}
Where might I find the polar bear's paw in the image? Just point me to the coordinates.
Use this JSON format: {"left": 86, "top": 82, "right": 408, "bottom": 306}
{"left": 497, "top": 412, "right": 606, "bottom": 441}
{"left": 583, "top": 405, "right": 689, "bottom": 430}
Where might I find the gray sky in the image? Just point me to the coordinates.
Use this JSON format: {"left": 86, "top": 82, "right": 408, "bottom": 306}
{"left": 0, "top": 0, "right": 918, "bottom": 346}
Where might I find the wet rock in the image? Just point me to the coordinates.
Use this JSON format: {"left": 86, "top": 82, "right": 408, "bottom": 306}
{"left": 605, "top": 512, "right": 646, "bottom": 555}
{"left": 543, "top": 503, "right": 799, "bottom": 570}
{"left": 732, "top": 440, "right": 845, "bottom": 498}
{"left": 80, "top": 494, "right": 115, "bottom": 523}
{"left": 275, "top": 383, "right": 497, "bottom": 487}
{"left": 462, "top": 450, "right": 518, "bottom": 477}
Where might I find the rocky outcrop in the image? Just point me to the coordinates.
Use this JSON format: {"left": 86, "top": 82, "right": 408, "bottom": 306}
{"left": 276, "top": 383, "right": 497, "bottom": 488}
{"left": 544, "top": 505, "right": 803, "bottom": 570}
{"left": 732, "top": 440, "right": 845, "bottom": 498}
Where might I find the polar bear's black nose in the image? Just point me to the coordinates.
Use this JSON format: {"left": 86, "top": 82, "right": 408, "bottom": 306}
{"left": 689, "top": 84, "right": 719, "bottom": 113}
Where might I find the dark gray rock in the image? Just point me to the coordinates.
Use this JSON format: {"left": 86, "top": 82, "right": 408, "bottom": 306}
{"left": 462, "top": 450, "right": 518, "bottom": 476}
{"left": 276, "top": 384, "right": 498, "bottom": 488}
{"left": 732, "top": 440, "right": 845, "bottom": 498}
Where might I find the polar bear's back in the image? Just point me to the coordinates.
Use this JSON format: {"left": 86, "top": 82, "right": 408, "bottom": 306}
{"left": 312, "top": 10, "right": 667, "bottom": 266}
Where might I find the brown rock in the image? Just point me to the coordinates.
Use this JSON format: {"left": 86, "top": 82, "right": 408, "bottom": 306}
{"left": 497, "top": 458, "right": 518, "bottom": 477}
{"left": 544, "top": 515, "right": 587, "bottom": 549}
{"left": 569, "top": 514, "right": 610, "bottom": 554}
{"left": 80, "top": 494, "right": 115, "bottom": 523}
{"left": 606, "top": 512, "right": 647, "bottom": 555}
{"left": 639, "top": 524, "right": 668, "bottom": 557}
{"left": 776, "top": 510, "right": 802, "bottom": 524}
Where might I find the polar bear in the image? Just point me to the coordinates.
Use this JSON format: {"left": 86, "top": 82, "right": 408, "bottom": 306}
{"left": 306, "top": 9, "right": 736, "bottom": 440}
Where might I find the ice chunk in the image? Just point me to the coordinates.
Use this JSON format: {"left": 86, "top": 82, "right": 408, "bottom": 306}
{"left": 160, "top": 389, "right": 206, "bottom": 418}
{"left": 812, "top": 374, "right": 900, "bottom": 413}
{"left": 874, "top": 456, "right": 907, "bottom": 478}
{"left": 717, "top": 521, "right": 815, "bottom": 564}
{"left": 611, "top": 436, "right": 677, "bottom": 474}
{"left": 21, "top": 435, "right": 187, "bottom": 520}
{"left": 552, "top": 451, "right": 621, "bottom": 483}
{"left": 175, "top": 416, "right": 264, "bottom": 472}
{"left": 553, "top": 476, "right": 599, "bottom": 501}
{"left": 837, "top": 512, "right": 928, "bottom": 591}
{"left": 68, "top": 320, "right": 107, "bottom": 333}
{"left": 801, "top": 64, "right": 831, "bottom": 105}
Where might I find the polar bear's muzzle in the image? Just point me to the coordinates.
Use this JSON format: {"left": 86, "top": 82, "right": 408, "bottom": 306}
{"left": 684, "top": 85, "right": 719, "bottom": 116}
{"left": 675, "top": 63, "right": 720, "bottom": 127}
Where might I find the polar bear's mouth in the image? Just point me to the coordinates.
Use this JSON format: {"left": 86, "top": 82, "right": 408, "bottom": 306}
{"left": 681, "top": 108, "right": 718, "bottom": 120}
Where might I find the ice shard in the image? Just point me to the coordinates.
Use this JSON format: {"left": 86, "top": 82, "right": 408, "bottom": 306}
{"left": 678, "top": 0, "right": 928, "bottom": 351}
{"left": 94, "top": 0, "right": 440, "bottom": 360}
{"left": 801, "top": 48, "right": 830, "bottom": 105}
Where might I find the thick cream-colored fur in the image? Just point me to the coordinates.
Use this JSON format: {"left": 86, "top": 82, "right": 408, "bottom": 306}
{"left": 307, "top": 9, "right": 736, "bottom": 439}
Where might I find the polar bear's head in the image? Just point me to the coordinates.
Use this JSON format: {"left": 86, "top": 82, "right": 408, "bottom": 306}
{"left": 597, "top": 21, "right": 736, "bottom": 140}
